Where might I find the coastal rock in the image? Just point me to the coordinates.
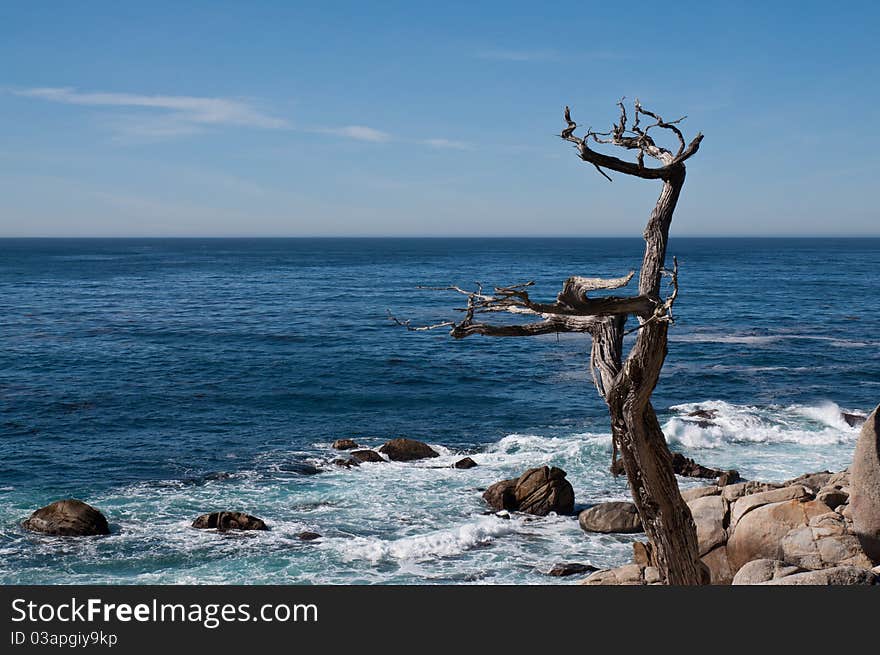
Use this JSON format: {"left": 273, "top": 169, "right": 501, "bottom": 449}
{"left": 350, "top": 449, "right": 385, "bottom": 463}
{"left": 701, "top": 545, "right": 733, "bottom": 585}
{"left": 850, "top": 406, "right": 880, "bottom": 561}
{"left": 687, "top": 409, "right": 718, "bottom": 420}
{"left": 332, "top": 457, "right": 360, "bottom": 468}
{"left": 817, "top": 488, "right": 849, "bottom": 510}
{"left": 681, "top": 485, "right": 720, "bottom": 503}
{"left": 643, "top": 566, "right": 662, "bottom": 584}
{"left": 781, "top": 520, "right": 874, "bottom": 570}
{"left": 729, "top": 484, "right": 813, "bottom": 529}
{"left": 482, "top": 479, "right": 518, "bottom": 512}
{"left": 688, "top": 494, "right": 727, "bottom": 555}
{"left": 632, "top": 541, "right": 654, "bottom": 568}
{"left": 580, "top": 564, "right": 644, "bottom": 586}
{"left": 671, "top": 452, "right": 737, "bottom": 482}
{"left": 512, "top": 466, "right": 575, "bottom": 516}
{"left": 784, "top": 470, "right": 834, "bottom": 492}
{"left": 297, "top": 531, "right": 322, "bottom": 541}
{"left": 453, "top": 457, "right": 478, "bottom": 469}
{"left": 731, "top": 559, "right": 804, "bottom": 585}
{"left": 192, "top": 512, "right": 267, "bottom": 531}
{"left": 717, "top": 471, "right": 740, "bottom": 486}
{"left": 547, "top": 563, "right": 597, "bottom": 577}
{"left": 721, "top": 480, "right": 781, "bottom": 503}
{"left": 378, "top": 438, "right": 439, "bottom": 462}
{"left": 22, "top": 499, "right": 110, "bottom": 536}
{"left": 842, "top": 412, "right": 867, "bottom": 428}
{"left": 727, "top": 498, "right": 829, "bottom": 572}
{"left": 331, "top": 439, "right": 359, "bottom": 450}
{"left": 759, "top": 566, "right": 877, "bottom": 586}
{"left": 579, "top": 501, "right": 642, "bottom": 534}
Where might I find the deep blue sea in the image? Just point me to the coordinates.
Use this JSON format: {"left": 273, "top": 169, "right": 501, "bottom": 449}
{"left": 1, "top": 237, "right": 878, "bottom": 584}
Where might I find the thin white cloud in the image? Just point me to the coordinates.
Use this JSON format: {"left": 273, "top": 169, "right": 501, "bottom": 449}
{"left": 421, "top": 138, "right": 472, "bottom": 150}
{"left": 13, "top": 87, "right": 288, "bottom": 129}
{"left": 313, "top": 125, "right": 392, "bottom": 142}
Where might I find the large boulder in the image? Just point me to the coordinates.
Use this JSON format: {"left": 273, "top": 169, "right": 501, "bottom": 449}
{"left": 681, "top": 485, "right": 720, "bottom": 503}
{"left": 547, "top": 563, "right": 597, "bottom": 577}
{"left": 688, "top": 494, "right": 727, "bottom": 555}
{"left": 731, "top": 559, "right": 804, "bottom": 585}
{"left": 729, "top": 485, "right": 813, "bottom": 529}
{"left": 727, "top": 498, "right": 829, "bottom": 571}
{"left": 701, "top": 545, "right": 733, "bottom": 585}
{"left": 780, "top": 512, "right": 874, "bottom": 570}
{"left": 378, "top": 438, "right": 439, "bottom": 461}
{"left": 453, "top": 457, "right": 478, "bottom": 469}
{"left": 721, "top": 481, "right": 781, "bottom": 503}
{"left": 784, "top": 471, "right": 834, "bottom": 492}
{"left": 759, "top": 566, "right": 877, "bottom": 585}
{"left": 850, "top": 406, "right": 880, "bottom": 562}
{"left": 483, "top": 467, "right": 574, "bottom": 516}
{"left": 192, "top": 512, "right": 267, "bottom": 531}
{"left": 23, "top": 499, "right": 110, "bottom": 536}
{"left": 350, "top": 449, "right": 385, "bottom": 463}
{"left": 579, "top": 501, "right": 642, "bottom": 534}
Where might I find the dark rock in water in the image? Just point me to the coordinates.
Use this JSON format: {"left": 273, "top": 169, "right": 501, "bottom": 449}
{"left": 483, "top": 466, "right": 575, "bottom": 516}
{"left": 717, "top": 470, "right": 741, "bottom": 486}
{"left": 842, "top": 412, "right": 867, "bottom": 428}
{"left": 851, "top": 407, "right": 880, "bottom": 561}
{"left": 332, "top": 457, "right": 360, "bottom": 468}
{"left": 547, "top": 563, "right": 598, "bottom": 577}
{"left": 453, "top": 457, "right": 478, "bottom": 469}
{"left": 379, "top": 438, "right": 439, "bottom": 462}
{"left": 192, "top": 512, "right": 267, "bottom": 531}
{"left": 297, "top": 531, "right": 322, "bottom": 541}
{"left": 332, "top": 438, "right": 359, "bottom": 450}
{"left": 688, "top": 409, "right": 718, "bottom": 420}
{"left": 279, "top": 461, "right": 323, "bottom": 475}
{"left": 23, "top": 499, "right": 110, "bottom": 536}
{"left": 672, "top": 452, "right": 737, "bottom": 482}
{"left": 350, "top": 449, "right": 385, "bottom": 463}
{"left": 579, "top": 502, "right": 643, "bottom": 534}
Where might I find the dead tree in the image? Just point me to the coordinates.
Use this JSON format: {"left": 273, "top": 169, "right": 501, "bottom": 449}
{"left": 390, "top": 99, "right": 705, "bottom": 585}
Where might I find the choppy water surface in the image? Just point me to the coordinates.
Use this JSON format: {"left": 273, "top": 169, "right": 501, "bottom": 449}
{"left": 1, "top": 238, "right": 877, "bottom": 584}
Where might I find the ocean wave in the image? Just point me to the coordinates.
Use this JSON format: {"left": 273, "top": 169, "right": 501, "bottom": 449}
{"left": 665, "top": 399, "right": 860, "bottom": 449}
{"left": 670, "top": 333, "right": 874, "bottom": 348}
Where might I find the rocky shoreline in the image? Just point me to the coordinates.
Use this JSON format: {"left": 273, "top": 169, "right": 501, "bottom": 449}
{"left": 18, "top": 411, "right": 880, "bottom": 585}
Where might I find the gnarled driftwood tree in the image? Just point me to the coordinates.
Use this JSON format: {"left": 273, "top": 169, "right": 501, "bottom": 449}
{"left": 391, "top": 99, "right": 705, "bottom": 584}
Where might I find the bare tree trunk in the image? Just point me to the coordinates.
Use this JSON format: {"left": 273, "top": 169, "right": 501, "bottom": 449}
{"left": 592, "top": 167, "right": 704, "bottom": 585}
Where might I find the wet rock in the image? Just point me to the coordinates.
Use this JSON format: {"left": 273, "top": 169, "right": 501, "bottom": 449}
{"left": 279, "top": 461, "right": 323, "bottom": 475}
{"left": 350, "top": 449, "right": 385, "bottom": 463}
{"left": 579, "top": 501, "right": 643, "bottom": 534}
{"left": 297, "top": 531, "right": 321, "bottom": 541}
{"left": 453, "top": 457, "right": 478, "bottom": 469}
{"left": 759, "top": 565, "right": 877, "bottom": 585}
{"left": 672, "top": 452, "right": 738, "bottom": 482}
{"left": 850, "top": 407, "right": 880, "bottom": 561}
{"left": 717, "top": 471, "right": 740, "bottom": 486}
{"left": 192, "top": 512, "right": 267, "bottom": 531}
{"left": 379, "top": 438, "right": 439, "bottom": 462}
{"left": 332, "top": 458, "right": 360, "bottom": 468}
{"left": 23, "top": 499, "right": 110, "bottom": 536}
{"left": 687, "top": 409, "right": 718, "bottom": 420}
{"left": 547, "top": 563, "right": 598, "bottom": 577}
{"left": 483, "top": 467, "right": 575, "bottom": 516}
{"left": 331, "top": 439, "right": 359, "bottom": 450}
{"left": 731, "top": 559, "right": 804, "bottom": 585}
{"left": 842, "top": 412, "right": 867, "bottom": 428}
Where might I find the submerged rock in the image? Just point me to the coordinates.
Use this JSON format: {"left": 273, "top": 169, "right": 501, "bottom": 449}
{"left": 453, "top": 457, "right": 478, "bottom": 469}
{"left": 483, "top": 466, "right": 575, "bottom": 516}
{"left": 850, "top": 406, "right": 880, "bottom": 562}
{"left": 297, "top": 531, "right": 322, "bottom": 541}
{"left": 192, "top": 512, "right": 267, "bottom": 531}
{"left": 579, "top": 501, "right": 642, "bottom": 534}
{"left": 379, "top": 438, "right": 439, "bottom": 462}
{"left": 23, "top": 499, "right": 110, "bottom": 537}
{"left": 331, "top": 439, "right": 359, "bottom": 450}
{"left": 842, "top": 412, "right": 867, "bottom": 428}
{"left": 350, "top": 449, "right": 385, "bottom": 463}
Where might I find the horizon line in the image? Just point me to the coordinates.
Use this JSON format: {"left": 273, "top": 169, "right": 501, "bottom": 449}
{"left": 1, "top": 234, "right": 879, "bottom": 240}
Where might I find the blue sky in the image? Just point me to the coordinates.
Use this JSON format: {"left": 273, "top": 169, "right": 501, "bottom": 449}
{"left": 0, "top": 1, "right": 877, "bottom": 236}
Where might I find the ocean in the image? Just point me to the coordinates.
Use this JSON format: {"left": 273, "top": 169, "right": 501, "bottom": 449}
{"left": 1, "top": 237, "right": 878, "bottom": 584}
